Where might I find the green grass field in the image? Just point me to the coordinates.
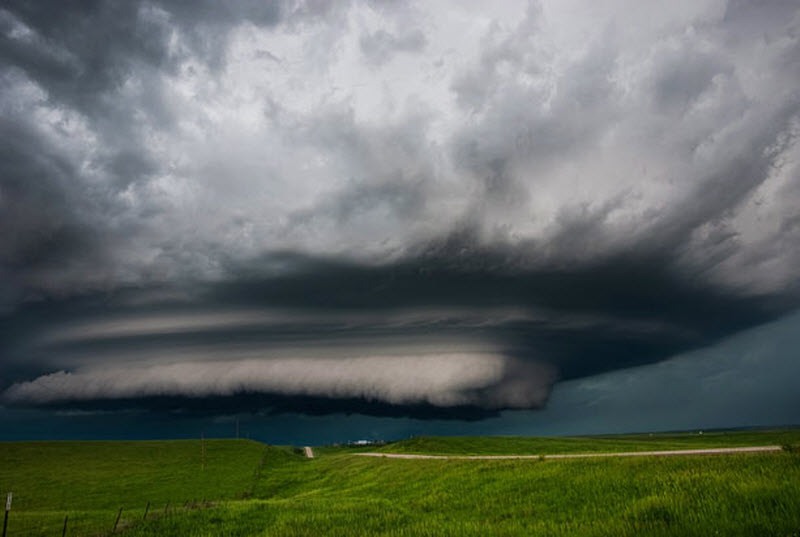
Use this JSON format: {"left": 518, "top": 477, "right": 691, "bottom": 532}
{"left": 1, "top": 430, "right": 799, "bottom": 536}
{"left": 364, "top": 428, "right": 800, "bottom": 455}
{"left": 0, "top": 439, "right": 266, "bottom": 536}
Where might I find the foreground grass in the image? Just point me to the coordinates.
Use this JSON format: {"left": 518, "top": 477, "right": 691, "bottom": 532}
{"left": 2, "top": 431, "right": 799, "bottom": 536}
{"left": 126, "top": 449, "right": 800, "bottom": 537}
{"left": 0, "top": 439, "right": 266, "bottom": 536}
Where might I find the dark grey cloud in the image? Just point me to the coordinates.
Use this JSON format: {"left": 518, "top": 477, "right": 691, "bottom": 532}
{"left": 0, "top": 116, "right": 111, "bottom": 311}
{"left": 1, "top": 0, "right": 799, "bottom": 421}
{"left": 1, "top": 244, "right": 792, "bottom": 417}
{"left": 0, "top": 0, "right": 291, "bottom": 104}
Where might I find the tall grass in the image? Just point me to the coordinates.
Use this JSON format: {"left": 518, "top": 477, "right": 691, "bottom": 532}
{"left": 2, "top": 431, "right": 799, "bottom": 536}
{"left": 0, "top": 439, "right": 266, "bottom": 536}
{"left": 127, "top": 450, "right": 800, "bottom": 537}
{"left": 367, "top": 429, "right": 800, "bottom": 455}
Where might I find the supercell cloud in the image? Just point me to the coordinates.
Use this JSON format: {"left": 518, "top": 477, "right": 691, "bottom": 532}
{"left": 1, "top": 0, "right": 799, "bottom": 420}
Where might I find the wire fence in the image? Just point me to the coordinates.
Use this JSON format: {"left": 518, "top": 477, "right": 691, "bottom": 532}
{"left": 0, "top": 496, "right": 214, "bottom": 537}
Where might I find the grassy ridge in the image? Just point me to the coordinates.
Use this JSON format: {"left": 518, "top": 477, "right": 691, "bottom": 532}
{"left": 366, "top": 429, "right": 800, "bottom": 455}
{"left": 127, "top": 448, "right": 800, "bottom": 537}
{"left": 2, "top": 431, "right": 799, "bottom": 536}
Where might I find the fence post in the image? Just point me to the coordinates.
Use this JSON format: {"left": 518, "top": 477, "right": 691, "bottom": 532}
{"left": 2, "top": 492, "right": 11, "bottom": 537}
{"left": 143, "top": 501, "right": 150, "bottom": 520}
{"left": 201, "top": 433, "right": 206, "bottom": 471}
{"left": 112, "top": 507, "right": 123, "bottom": 532}
{"left": 62, "top": 514, "right": 69, "bottom": 537}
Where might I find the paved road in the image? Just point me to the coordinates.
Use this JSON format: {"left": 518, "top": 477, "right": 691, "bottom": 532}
{"left": 354, "top": 445, "right": 783, "bottom": 460}
{"left": 303, "top": 446, "right": 315, "bottom": 458}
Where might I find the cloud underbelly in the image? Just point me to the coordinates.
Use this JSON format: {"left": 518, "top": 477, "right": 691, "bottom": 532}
{"left": 2, "top": 354, "right": 556, "bottom": 412}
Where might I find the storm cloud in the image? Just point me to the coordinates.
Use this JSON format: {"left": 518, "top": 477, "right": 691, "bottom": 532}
{"left": 1, "top": 0, "right": 799, "bottom": 421}
{"left": 2, "top": 354, "right": 555, "bottom": 414}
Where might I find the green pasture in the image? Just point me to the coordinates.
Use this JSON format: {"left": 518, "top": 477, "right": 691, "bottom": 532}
{"left": 0, "top": 439, "right": 265, "bottom": 535}
{"left": 1, "top": 430, "right": 798, "bottom": 536}
{"left": 365, "top": 428, "right": 800, "bottom": 455}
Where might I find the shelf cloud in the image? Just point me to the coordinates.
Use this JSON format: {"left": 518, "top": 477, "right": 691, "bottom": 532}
{"left": 1, "top": 0, "right": 799, "bottom": 421}
{"left": 2, "top": 354, "right": 556, "bottom": 414}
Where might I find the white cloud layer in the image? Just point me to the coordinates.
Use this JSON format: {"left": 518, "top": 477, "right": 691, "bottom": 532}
{"left": 2, "top": 354, "right": 556, "bottom": 410}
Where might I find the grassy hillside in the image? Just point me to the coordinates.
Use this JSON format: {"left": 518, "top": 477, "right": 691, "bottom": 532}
{"left": 129, "top": 445, "right": 800, "bottom": 537}
{"left": 366, "top": 429, "right": 800, "bottom": 455}
{"left": 2, "top": 431, "right": 799, "bottom": 536}
{"left": 0, "top": 439, "right": 267, "bottom": 535}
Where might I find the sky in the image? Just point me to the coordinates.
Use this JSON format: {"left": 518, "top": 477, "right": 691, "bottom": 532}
{"left": 1, "top": 0, "right": 799, "bottom": 443}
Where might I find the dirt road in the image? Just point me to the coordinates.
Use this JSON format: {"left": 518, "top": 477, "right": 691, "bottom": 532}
{"left": 354, "top": 445, "right": 783, "bottom": 460}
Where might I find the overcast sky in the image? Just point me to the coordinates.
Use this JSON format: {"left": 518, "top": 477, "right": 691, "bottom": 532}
{"left": 1, "top": 0, "right": 799, "bottom": 440}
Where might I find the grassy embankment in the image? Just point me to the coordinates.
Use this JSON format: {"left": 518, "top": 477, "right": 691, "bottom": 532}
{"left": 1, "top": 429, "right": 799, "bottom": 536}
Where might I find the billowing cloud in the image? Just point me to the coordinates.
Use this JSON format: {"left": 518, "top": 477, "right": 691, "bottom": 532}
{"left": 1, "top": 0, "right": 799, "bottom": 420}
{"left": 2, "top": 354, "right": 556, "bottom": 415}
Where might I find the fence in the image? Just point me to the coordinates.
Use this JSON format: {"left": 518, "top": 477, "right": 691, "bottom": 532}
{"left": 0, "top": 493, "right": 213, "bottom": 537}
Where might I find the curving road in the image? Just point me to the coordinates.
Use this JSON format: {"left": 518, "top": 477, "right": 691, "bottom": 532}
{"left": 354, "top": 445, "right": 783, "bottom": 460}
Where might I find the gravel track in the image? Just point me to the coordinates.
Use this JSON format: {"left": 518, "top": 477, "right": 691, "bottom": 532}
{"left": 354, "top": 445, "right": 783, "bottom": 460}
